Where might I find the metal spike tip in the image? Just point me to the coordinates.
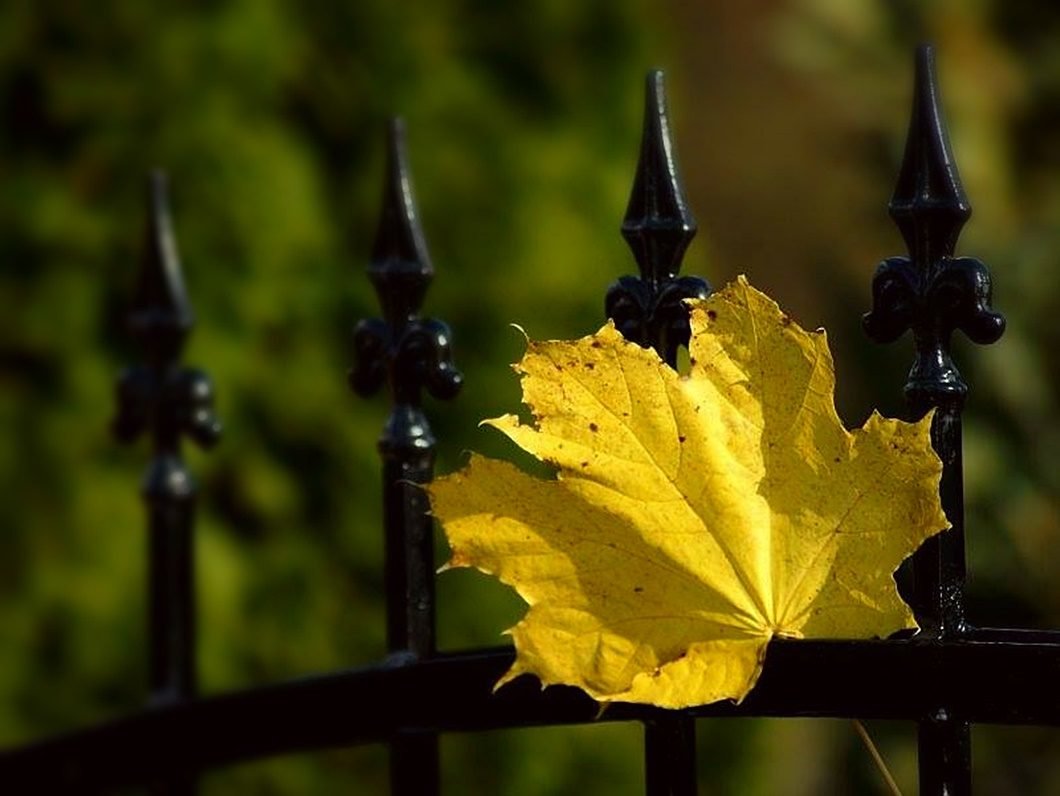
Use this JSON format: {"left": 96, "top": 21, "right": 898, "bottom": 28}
{"left": 622, "top": 69, "right": 697, "bottom": 287}
{"left": 368, "top": 118, "right": 434, "bottom": 324}
{"left": 371, "top": 118, "right": 434, "bottom": 279}
{"left": 889, "top": 44, "right": 970, "bottom": 261}
{"left": 129, "top": 170, "right": 194, "bottom": 347}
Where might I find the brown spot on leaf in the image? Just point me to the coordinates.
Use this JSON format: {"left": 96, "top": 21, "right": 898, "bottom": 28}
{"left": 634, "top": 586, "right": 644, "bottom": 593}
{"left": 679, "top": 435, "right": 686, "bottom": 443}
{"left": 580, "top": 461, "right": 589, "bottom": 468}
{"left": 589, "top": 422, "right": 599, "bottom": 433}
{"left": 706, "top": 310, "right": 717, "bottom": 321}
{"left": 585, "top": 362, "right": 595, "bottom": 370}
{"left": 591, "top": 340, "right": 602, "bottom": 348}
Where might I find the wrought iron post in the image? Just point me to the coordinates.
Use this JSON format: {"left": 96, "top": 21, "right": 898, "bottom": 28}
{"left": 113, "top": 172, "right": 222, "bottom": 795}
{"left": 351, "top": 119, "right": 462, "bottom": 796}
{"left": 864, "top": 45, "right": 1004, "bottom": 796}
{"left": 607, "top": 70, "right": 710, "bottom": 796}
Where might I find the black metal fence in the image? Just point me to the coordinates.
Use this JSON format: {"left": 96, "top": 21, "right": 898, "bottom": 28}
{"left": 1, "top": 44, "right": 1057, "bottom": 796}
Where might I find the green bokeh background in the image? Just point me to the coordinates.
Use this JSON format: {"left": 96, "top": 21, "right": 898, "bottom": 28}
{"left": 2, "top": 1, "right": 1059, "bottom": 793}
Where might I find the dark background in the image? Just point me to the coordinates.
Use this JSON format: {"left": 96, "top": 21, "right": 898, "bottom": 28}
{"left": 2, "top": 1, "right": 1059, "bottom": 792}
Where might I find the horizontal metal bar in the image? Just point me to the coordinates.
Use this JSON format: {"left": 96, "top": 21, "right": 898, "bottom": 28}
{"left": 965, "top": 626, "right": 1060, "bottom": 644}
{"left": 2, "top": 632, "right": 1059, "bottom": 792}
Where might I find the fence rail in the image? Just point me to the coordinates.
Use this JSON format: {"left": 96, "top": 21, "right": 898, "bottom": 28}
{"left": 4, "top": 635, "right": 1060, "bottom": 791}
{"left": 1, "top": 43, "right": 1057, "bottom": 796}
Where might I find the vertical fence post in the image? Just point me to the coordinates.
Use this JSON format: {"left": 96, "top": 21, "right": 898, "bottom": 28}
{"left": 351, "top": 119, "right": 462, "bottom": 796}
{"left": 864, "top": 45, "right": 1005, "bottom": 796}
{"left": 607, "top": 70, "right": 710, "bottom": 796}
{"left": 112, "top": 172, "right": 222, "bottom": 795}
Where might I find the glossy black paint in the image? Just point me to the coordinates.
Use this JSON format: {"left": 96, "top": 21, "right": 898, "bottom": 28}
{"left": 111, "top": 172, "right": 221, "bottom": 794}
{"left": 4, "top": 633, "right": 1059, "bottom": 792}
{"left": 606, "top": 70, "right": 705, "bottom": 796}
{"left": 864, "top": 46, "right": 1004, "bottom": 418}
{"left": 864, "top": 45, "right": 1005, "bottom": 796}
{"left": 350, "top": 119, "right": 461, "bottom": 796}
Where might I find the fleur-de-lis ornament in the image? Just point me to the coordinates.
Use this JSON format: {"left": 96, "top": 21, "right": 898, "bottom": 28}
{"left": 112, "top": 171, "right": 220, "bottom": 722}
{"left": 350, "top": 119, "right": 462, "bottom": 454}
{"left": 864, "top": 46, "right": 1004, "bottom": 416}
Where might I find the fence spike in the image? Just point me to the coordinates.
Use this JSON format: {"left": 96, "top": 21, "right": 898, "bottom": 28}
{"left": 864, "top": 44, "right": 1004, "bottom": 412}
{"left": 114, "top": 172, "right": 221, "bottom": 451}
{"left": 607, "top": 70, "right": 705, "bottom": 796}
{"left": 128, "top": 171, "right": 195, "bottom": 365}
{"left": 351, "top": 119, "right": 461, "bottom": 405}
{"left": 863, "top": 44, "right": 1006, "bottom": 796}
{"left": 607, "top": 69, "right": 710, "bottom": 365}
{"left": 112, "top": 171, "right": 221, "bottom": 796}
{"left": 351, "top": 119, "right": 461, "bottom": 796}
{"left": 369, "top": 118, "right": 434, "bottom": 325}
{"left": 889, "top": 45, "right": 970, "bottom": 266}
{"left": 622, "top": 69, "right": 697, "bottom": 286}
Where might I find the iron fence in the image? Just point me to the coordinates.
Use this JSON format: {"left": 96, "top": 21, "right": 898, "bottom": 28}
{"left": 1, "top": 44, "right": 1056, "bottom": 795}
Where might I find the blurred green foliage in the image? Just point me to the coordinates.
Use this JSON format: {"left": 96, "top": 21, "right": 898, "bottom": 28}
{"left": 1, "top": 0, "right": 1059, "bottom": 793}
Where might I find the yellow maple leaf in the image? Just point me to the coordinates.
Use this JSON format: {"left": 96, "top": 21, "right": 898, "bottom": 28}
{"left": 430, "top": 276, "right": 947, "bottom": 708}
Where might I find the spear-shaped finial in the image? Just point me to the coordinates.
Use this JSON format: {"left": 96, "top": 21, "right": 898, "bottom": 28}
{"left": 351, "top": 118, "right": 461, "bottom": 407}
{"left": 607, "top": 70, "right": 710, "bottom": 367}
{"left": 129, "top": 171, "right": 195, "bottom": 365}
{"left": 889, "top": 44, "right": 971, "bottom": 269}
{"left": 621, "top": 70, "right": 698, "bottom": 287}
{"left": 113, "top": 171, "right": 221, "bottom": 451}
{"left": 864, "top": 44, "right": 1004, "bottom": 412}
{"left": 111, "top": 171, "right": 219, "bottom": 744}
{"left": 367, "top": 118, "right": 434, "bottom": 330}
{"left": 865, "top": 47, "right": 1003, "bottom": 792}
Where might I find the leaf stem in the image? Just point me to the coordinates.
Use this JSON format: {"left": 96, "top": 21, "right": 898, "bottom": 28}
{"left": 853, "top": 719, "right": 903, "bottom": 796}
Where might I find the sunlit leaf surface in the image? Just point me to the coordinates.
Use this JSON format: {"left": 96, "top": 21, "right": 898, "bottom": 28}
{"left": 431, "top": 277, "right": 946, "bottom": 708}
